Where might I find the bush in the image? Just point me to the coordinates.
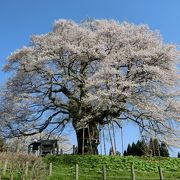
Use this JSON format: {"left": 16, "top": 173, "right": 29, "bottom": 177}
{"left": 0, "top": 152, "right": 47, "bottom": 179}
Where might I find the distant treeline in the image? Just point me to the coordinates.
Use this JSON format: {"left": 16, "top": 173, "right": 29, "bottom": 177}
{"left": 123, "top": 138, "right": 169, "bottom": 157}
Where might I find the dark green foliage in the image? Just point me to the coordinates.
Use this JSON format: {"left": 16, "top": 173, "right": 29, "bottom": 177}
{"left": 178, "top": 152, "right": 180, "bottom": 158}
{"left": 149, "top": 138, "right": 161, "bottom": 156}
{"left": 149, "top": 138, "right": 169, "bottom": 157}
{"left": 160, "top": 142, "right": 169, "bottom": 157}
{"left": 123, "top": 150, "right": 127, "bottom": 156}
{"left": 124, "top": 138, "right": 169, "bottom": 157}
{"left": 115, "top": 151, "right": 121, "bottom": 156}
{"left": 131, "top": 142, "right": 136, "bottom": 155}
{"left": 124, "top": 140, "right": 148, "bottom": 156}
{"left": 136, "top": 140, "right": 147, "bottom": 156}
{"left": 126, "top": 144, "right": 132, "bottom": 155}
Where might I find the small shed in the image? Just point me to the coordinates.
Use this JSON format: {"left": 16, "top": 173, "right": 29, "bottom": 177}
{"left": 28, "top": 139, "right": 59, "bottom": 156}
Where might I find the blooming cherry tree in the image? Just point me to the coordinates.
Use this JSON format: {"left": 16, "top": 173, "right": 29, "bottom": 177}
{"left": 1, "top": 19, "right": 180, "bottom": 154}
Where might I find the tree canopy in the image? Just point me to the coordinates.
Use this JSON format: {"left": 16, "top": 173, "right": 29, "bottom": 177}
{"left": 0, "top": 19, "right": 180, "bottom": 153}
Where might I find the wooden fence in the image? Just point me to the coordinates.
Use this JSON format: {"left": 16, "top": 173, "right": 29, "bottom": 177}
{"left": 1, "top": 161, "right": 180, "bottom": 179}
{"left": 48, "top": 162, "right": 180, "bottom": 180}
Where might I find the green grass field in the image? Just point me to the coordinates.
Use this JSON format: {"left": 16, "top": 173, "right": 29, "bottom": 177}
{"left": 0, "top": 153, "right": 180, "bottom": 179}
{"left": 44, "top": 155, "right": 180, "bottom": 180}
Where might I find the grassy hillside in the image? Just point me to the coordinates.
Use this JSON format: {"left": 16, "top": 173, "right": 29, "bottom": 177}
{"left": 44, "top": 155, "right": 180, "bottom": 180}
{"left": 0, "top": 154, "right": 179, "bottom": 179}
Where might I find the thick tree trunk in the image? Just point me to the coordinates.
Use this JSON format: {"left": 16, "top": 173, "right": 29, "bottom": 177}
{"left": 75, "top": 122, "right": 99, "bottom": 154}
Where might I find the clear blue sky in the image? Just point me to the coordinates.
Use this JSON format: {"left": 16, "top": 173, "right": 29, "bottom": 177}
{"left": 0, "top": 0, "right": 180, "bottom": 156}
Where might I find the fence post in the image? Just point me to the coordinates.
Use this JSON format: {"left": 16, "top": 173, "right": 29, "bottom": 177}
{"left": 158, "top": 166, "right": 164, "bottom": 180}
{"left": 3, "top": 159, "right": 8, "bottom": 175}
{"left": 49, "top": 163, "right": 52, "bottom": 176}
{"left": 75, "top": 164, "right": 79, "bottom": 180}
{"left": 102, "top": 165, "right": 106, "bottom": 180}
{"left": 10, "top": 174, "right": 13, "bottom": 180}
{"left": 25, "top": 161, "right": 29, "bottom": 176}
{"left": 131, "top": 165, "right": 135, "bottom": 180}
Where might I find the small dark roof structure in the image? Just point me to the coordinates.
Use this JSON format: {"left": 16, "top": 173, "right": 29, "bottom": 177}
{"left": 28, "top": 139, "right": 59, "bottom": 156}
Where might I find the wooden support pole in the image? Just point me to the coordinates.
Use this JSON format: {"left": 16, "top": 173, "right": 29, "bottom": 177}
{"left": 88, "top": 125, "right": 93, "bottom": 154}
{"left": 111, "top": 121, "right": 117, "bottom": 154}
{"left": 102, "top": 165, "right": 106, "bottom": 180}
{"left": 49, "top": 163, "right": 52, "bottom": 176}
{"left": 131, "top": 165, "right": 135, "bottom": 180}
{"left": 102, "top": 124, "right": 106, "bottom": 155}
{"left": 107, "top": 119, "right": 115, "bottom": 155}
{"left": 120, "top": 127, "right": 124, "bottom": 156}
{"left": 158, "top": 166, "right": 164, "bottom": 180}
{"left": 75, "top": 164, "right": 78, "bottom": 180}
{"left": 99, "top": 125, "right": 103, "bottom": 155}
